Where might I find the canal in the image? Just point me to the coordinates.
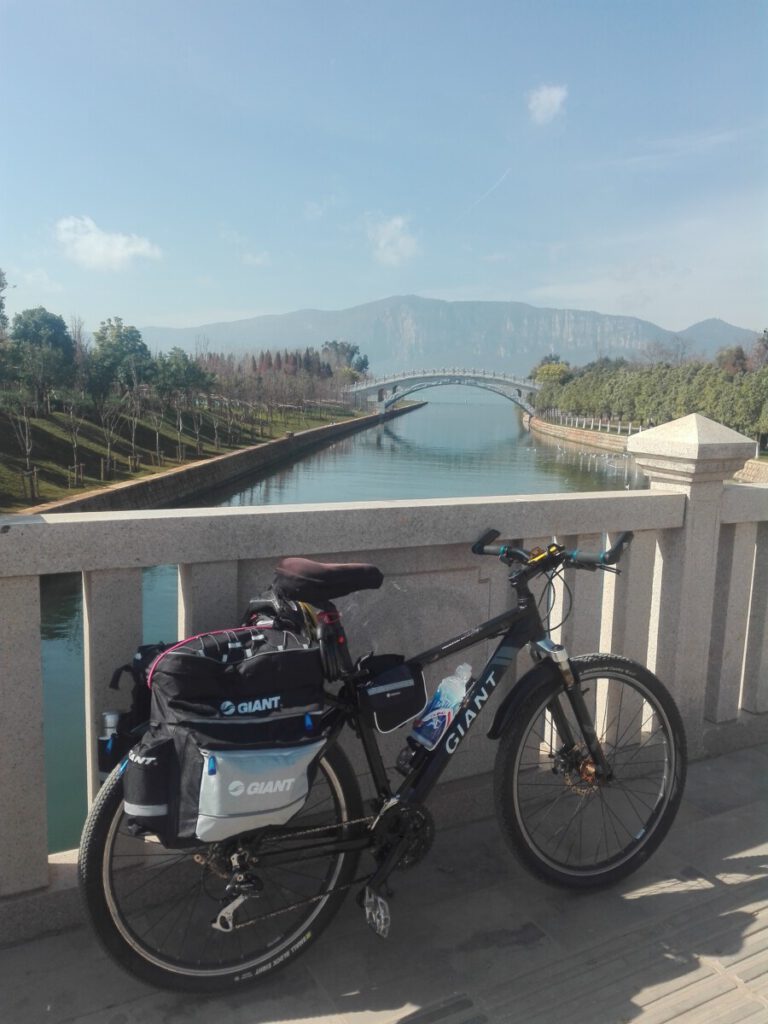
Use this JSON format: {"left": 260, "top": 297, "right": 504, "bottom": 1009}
{"left": 42, "top": 391, "right": 645, "bottom": 850}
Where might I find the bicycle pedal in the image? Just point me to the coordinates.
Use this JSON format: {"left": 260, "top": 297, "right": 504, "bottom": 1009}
{"left": 363, "top": 886, "right": 391, "bottom": 938}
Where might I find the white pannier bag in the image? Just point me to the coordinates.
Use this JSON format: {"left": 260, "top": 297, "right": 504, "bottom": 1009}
{"left": 195, "top": 740, "right": 325, "bottom": 842}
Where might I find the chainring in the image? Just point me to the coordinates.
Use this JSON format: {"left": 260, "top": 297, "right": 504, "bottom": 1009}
{"left": 372, "top": 802, "right": 435, "bottom": 871}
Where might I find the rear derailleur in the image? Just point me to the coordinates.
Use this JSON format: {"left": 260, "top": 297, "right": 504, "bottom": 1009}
{"left": 194, "top": 845, "right": 264, "bottom": 933}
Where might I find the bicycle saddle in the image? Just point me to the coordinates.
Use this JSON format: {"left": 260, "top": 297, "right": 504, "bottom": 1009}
{"left": 273, "top": 557, "right": 384, "bottom": 605}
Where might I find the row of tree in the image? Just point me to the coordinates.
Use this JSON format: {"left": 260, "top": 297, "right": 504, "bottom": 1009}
{"left": 531, "top": 334, "right": 768, "bottom": 443}
{"left": 0, "top": 278, "right": 369, "bottom": 487}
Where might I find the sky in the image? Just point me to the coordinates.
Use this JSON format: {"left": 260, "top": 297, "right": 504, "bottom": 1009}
{"left": 2, "top": 0, "right": 766, "bottom": 337}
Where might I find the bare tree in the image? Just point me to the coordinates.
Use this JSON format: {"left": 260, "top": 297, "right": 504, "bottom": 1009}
{"left": 2, "top": 391, "right": 35, "bottom": 471}
{"left": 146, "top": 396, "right": 166, "bottom": 464}
{"left": 62, "top": 390, "right": 87, "bottom": 476}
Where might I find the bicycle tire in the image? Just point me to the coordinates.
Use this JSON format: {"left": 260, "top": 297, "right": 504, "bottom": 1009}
{"left": 79, "top": 742, "right": 364, "bottom": 992}
{"left": 494, "top": 654, "right": 686, "bottom": 889}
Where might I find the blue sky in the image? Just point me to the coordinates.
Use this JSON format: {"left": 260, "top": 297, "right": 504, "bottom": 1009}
{"left": 2, "top": 0, "right": 766, "bottom": 336}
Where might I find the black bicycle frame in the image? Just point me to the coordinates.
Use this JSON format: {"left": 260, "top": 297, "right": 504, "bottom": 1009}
{"left": 349, "top": 588, "right": 550, "bottom": 811}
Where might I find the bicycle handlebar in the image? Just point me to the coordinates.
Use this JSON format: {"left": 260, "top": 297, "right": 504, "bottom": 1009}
{"left": 471, "top": 529, "right": 634, "bottom": 570}
{"left": 569, "top": 531, "right": 633, "bottom": 566}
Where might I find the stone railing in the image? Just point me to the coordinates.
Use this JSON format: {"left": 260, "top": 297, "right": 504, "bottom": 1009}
{"left": 1, "top": 414, "right": 766, "bottom": 913}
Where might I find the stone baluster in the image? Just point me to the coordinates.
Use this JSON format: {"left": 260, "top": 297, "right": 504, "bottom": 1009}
{"left": 627, "top": 414, "right": 754, "bottom": 755}
{"left": 0, "top": 576, "right": 48, "bottom": 896}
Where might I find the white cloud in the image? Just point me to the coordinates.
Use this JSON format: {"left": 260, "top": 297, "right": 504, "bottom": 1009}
{"left": 242, "top": 250, "right": 271, "bottom": 267}
{"left": 56, "top": 215, "right": 161, "bottom": 270}
{"left": 591, "top": 128, "right": 742, "bottom": 172}
{"left": 366, "top": 214, "right": 419, "bottom": 266}
{"left": 305, "top": 197, "right": 336, "bottom": 221}
{"left": 527, "top": 84, "right": 568, "bottom": 125}
{"left": 220, "top": 228, "right": 270, "bottom": 268}
{"left": 22, "top": 268, "right": 63, "bottom": 293}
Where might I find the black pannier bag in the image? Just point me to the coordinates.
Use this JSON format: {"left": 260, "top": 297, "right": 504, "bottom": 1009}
{"left": 358, "top": 654, "right": 428, "bottom": 733}
{"left": 122, "top": 624, "right": 327, "bottom": 846}
{"left": 98, "top": 642, "right": 171, "bottom": 777}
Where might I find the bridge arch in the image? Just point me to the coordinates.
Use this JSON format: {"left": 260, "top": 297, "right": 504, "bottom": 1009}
{"left": 347, "top": 369, "right": 538, "bottom": 415}
{"left": 384, "top": 378, "right": 535, "bottom": 413}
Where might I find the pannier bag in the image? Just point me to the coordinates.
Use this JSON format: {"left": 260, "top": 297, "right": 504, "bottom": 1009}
{"left": 98, "top": 642, "right": 170, "bottom": 777}
{"left": 122, "top": 623, "right": 328, "bottom": 845}
{"left": 196, "top": 741, "right": 325, "bottom": 842}
{"left": 359, "top": 654, "right": 428, "bottom": 733}
{"left": 147, "top": 626, "right": 325, "bottom": 746}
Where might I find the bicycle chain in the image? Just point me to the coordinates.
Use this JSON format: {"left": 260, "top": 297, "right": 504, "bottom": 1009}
{"left": 212, "top": 813, "right": 377, "bottom": 931}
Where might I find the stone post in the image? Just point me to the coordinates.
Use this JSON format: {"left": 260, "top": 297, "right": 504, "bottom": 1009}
{"left": 0, "top": 575, "right": 48, "bottom": 896}
{"left": 627, "top": 414, "right": 754, "bottom": 755}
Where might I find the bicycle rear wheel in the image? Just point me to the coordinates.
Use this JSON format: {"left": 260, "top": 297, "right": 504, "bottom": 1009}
{"left": 494, "top": 654, "right": 686, "bottom": 888}
{"left": 79, "top": 742, "right": 364, "bottom": 991}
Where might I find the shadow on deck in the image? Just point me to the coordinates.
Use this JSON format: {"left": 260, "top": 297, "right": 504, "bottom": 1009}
{"left": 2, "top": 744, "right": 768, "bottom": 1024}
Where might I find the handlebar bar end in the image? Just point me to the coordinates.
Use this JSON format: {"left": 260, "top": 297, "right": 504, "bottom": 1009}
{"left": 472, "top": 529, "right": 500, "bottom": 555}
{"left": 602, "top": 531, "right": 634, "bottom": 565}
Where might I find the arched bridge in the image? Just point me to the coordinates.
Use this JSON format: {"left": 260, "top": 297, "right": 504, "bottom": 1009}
{"left": 347, "top": 368, "right": 539, "bottom": 413}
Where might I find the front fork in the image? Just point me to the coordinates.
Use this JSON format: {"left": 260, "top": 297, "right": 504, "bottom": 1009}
{"left": 533, "top": 639, "right": 613, "bottom": 780}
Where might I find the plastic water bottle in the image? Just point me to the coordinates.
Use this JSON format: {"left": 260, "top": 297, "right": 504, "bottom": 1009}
{"left": 409, "top": 663, "right": 472, "bottom": 751}
{"left": 97, "top": 710, "right": 121, "bottom": 781}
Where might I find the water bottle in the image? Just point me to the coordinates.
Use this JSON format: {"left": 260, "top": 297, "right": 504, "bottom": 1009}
{"left": 97, "top": 710, "right": 121, "bottom": 781}
{"left": 408, "top": 663, "right": 472, "bottom": 751}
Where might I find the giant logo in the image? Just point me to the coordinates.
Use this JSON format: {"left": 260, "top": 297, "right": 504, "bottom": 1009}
{"left": 220, "top": 696, "right": 281, "bottom": 716}
{"left": 227, "top": 778, "right": 296, "bottom": 798}
{"left": 445, "top": 672, "right": 498, "bottom": 754}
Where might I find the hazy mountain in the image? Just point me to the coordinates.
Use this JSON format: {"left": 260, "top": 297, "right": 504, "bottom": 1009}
{"left": 679, "top": 318, "right": 760, "bottom": 350}
{"left": 141, "top": 296, "right": 756, "bottom": 376}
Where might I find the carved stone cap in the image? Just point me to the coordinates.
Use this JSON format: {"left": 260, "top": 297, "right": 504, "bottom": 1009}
{"left": 628, "top": 414, "right": 754, "bottom": 485}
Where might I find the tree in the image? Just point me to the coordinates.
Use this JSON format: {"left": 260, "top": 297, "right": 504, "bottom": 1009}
{"left": 60, "top": 389, "right": 87, "bottom": 475}
{"left": 715, "top": 345, "right": 749, "bottom": 378}
{"left": 91, "top": 317, "right": 154, "bottom": 389}
{"left": 0, "top": 267, "right": 8, "bottom": 335}
{"left": 322, "top": 340, "right": 369, "bottom": 374}
{"left": 155, "top": 348, "right": 213, "bottom": 458}
{"left": 0, "top": 390, "right": 35, "bottom": 472}
{"left": 642, "top": 336, "right": 693, "bottom": 367}
{"left": 155, "top": 347, "right": 213, "bottom": 397}
{"left": 533, "top": 360, "right": 572, "bottom": 385}
{"left": 750, "top": 330, "right": 768, "bottom": 371}
{"left": 10, "top": 307, "right": 75, "bottom": 411}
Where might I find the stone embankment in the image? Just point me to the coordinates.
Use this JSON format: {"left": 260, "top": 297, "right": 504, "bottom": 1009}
{"left": 527, "top": 414, "right": 768, "bottom": 482}
{"left": 527, "top": 415, "right": 629, "bottom": 453}
{"left": 29, "top": 404, "right": 422, "bottom": 514}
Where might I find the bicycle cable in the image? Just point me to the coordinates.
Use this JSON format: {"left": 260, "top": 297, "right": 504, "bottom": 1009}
{"left": 538, "top": 566, "right": 573, "bottom": 635}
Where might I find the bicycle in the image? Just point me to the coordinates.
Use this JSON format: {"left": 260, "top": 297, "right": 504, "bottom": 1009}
{"left": 79, "top": 529, "right": 686, "bottom": 991}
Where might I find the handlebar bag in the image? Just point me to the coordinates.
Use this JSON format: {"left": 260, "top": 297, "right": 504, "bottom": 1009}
{"left": 359, "top": 655, "right": 428, "bottom": 733}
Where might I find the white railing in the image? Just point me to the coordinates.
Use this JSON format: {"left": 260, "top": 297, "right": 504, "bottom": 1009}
{"left": 1, "top": 415, "right": 767, "bottom": 907}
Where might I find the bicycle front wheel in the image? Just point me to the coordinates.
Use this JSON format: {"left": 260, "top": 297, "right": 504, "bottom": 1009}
{"left": 79, "top": 742, "right": 364, "bottom": 992}
{"left": 494, "top": 654, "right": 686, "bottom": 889}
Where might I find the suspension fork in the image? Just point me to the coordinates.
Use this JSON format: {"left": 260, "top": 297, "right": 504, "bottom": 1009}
{"left": 534, "top": 639, "right": 613, "bottom": 779}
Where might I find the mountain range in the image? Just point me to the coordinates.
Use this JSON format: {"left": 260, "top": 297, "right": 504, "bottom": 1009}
{"left": 141, "top": 297, "right": 759, "bottom": 376}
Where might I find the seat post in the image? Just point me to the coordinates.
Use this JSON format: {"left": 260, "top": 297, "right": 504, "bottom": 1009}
{"left": 316, "top": 607, "right": 354, "bottom": 678}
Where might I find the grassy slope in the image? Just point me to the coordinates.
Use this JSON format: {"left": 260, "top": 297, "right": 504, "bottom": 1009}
{"left": 0, "top": 405, "right": 357, "bottom": 513}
